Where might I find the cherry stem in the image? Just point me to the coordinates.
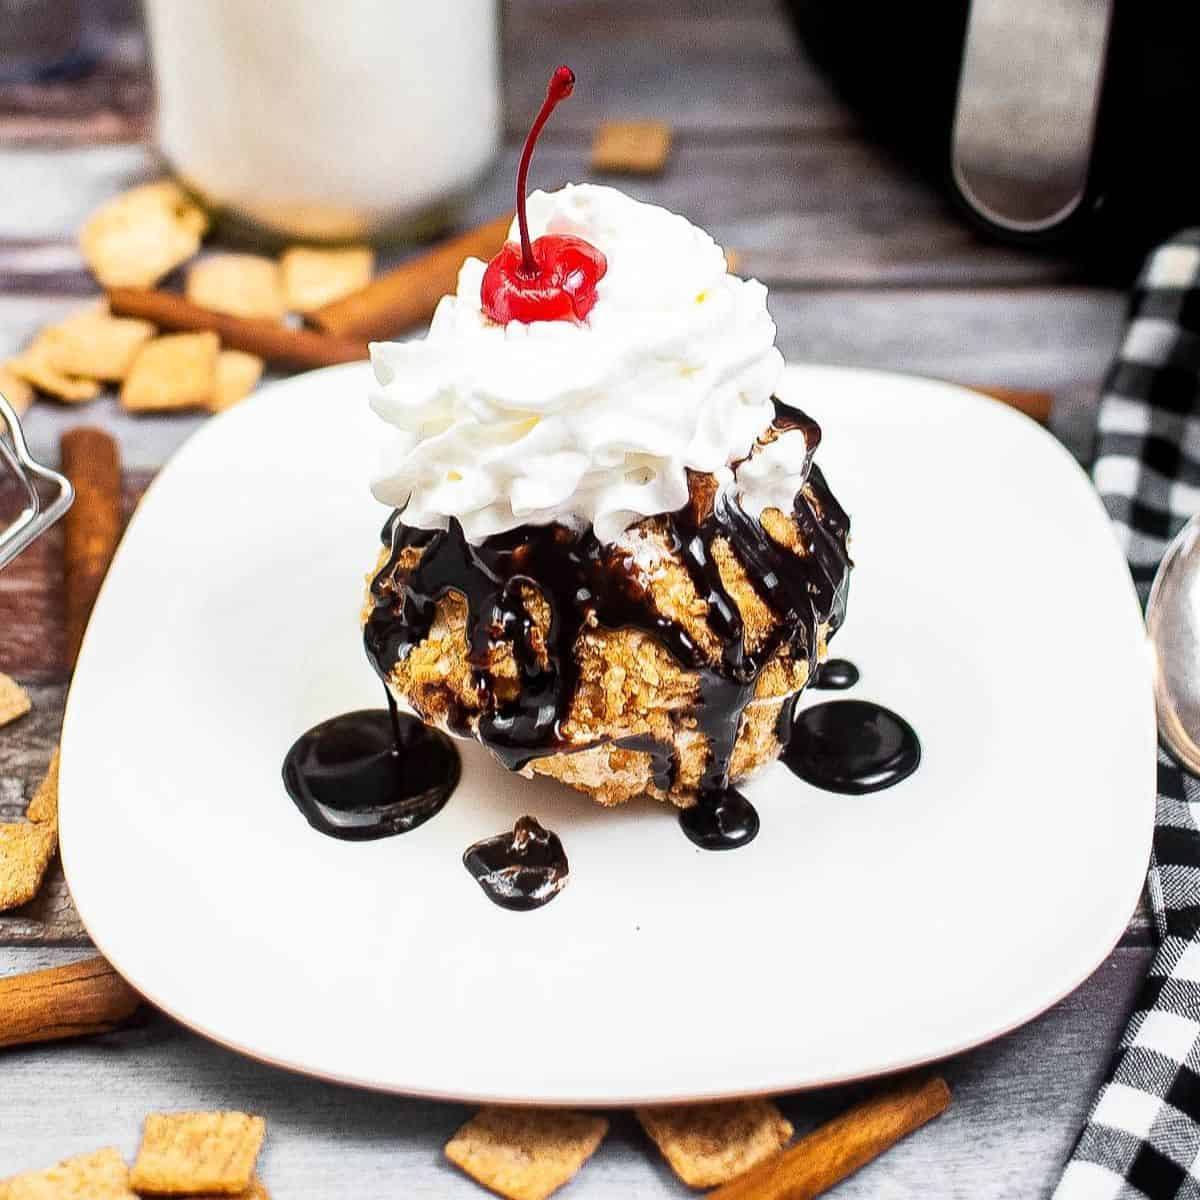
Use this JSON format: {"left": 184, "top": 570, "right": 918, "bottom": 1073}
{"left": 515, "top": 65, "right": 575, "bottom": 277}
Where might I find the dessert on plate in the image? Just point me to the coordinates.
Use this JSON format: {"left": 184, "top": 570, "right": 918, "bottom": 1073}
{"left": 362, "top": 68, "right": 852, "bottom": 848}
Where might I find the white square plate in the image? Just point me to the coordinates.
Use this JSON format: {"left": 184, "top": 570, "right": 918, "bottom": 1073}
{"left": 59, "top": 363, "right": 1155, "bottom": 1104}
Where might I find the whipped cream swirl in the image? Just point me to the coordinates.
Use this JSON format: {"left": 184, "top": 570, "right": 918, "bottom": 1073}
{"left": 369, "top": 183, "right": 787, "bottom": 543}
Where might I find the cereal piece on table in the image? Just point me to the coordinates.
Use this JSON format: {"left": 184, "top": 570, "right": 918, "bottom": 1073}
{"left": 281, "top": 245, "right": 374, "bottom": 314}
{"left": 591, "top": 120, "right": 673, "bottom": 175}
{"left": 0, "top": 673, "right": 31, "bottom": 727}
{"left": 0, "top": 1146, "right": 136, "bottom": 1199}
{"left": 6, "top": 338, "right": 101, "bottom": 403}
{"left": 25, "top": 750, "right": 59, "bottom": 829}
{"left": 186, "top": 255, "right": 286, "bottom": 321}
{"left": 0, "top": 821, "right": 57, "bottom": 912}
{"left": 210, "top": 350, "right": 265, "bottom": 413}
{"left": 80, "top": 180, "right": 208, "bottom": 289}
{"left": 171, "top": 1179, "right": 269, "bottom": 1200}
{"left": 444, "top": 1107, "right": 609, "bottom": 1200}
{"left": 130, "top": 1112, "right": 266, "bottom": 1196}
{"left": 0, "top": 363, "right": 34, "bottom": 417}
{"left": 39, "top": 305, "right": 156, "bottom": 382}
{"left": 121, "top": 332, "right": 219, "bottom": 412}
{"left": 636, "top": 1099, "right": 794, "bottom": 1189}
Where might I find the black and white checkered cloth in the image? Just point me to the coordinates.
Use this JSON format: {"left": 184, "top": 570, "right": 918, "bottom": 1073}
{"left": 1056, "top": 231, "right": 1200, "bottom": 1199}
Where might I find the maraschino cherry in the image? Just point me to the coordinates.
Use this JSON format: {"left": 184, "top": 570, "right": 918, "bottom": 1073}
{"left": 481, "top": 66, "right": 607, "bottom": 325}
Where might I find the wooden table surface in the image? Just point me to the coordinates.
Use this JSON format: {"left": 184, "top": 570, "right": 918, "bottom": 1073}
{"left": 0, "top": 3, "right": 1144, "bottom": 1196}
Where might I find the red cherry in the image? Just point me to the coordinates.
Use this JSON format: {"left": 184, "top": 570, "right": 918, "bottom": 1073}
{"left": 481, "top": 236, "right": 606, "bottom": 323}
{"left": 481, "top": 66, "right": 607, "bottom": 325}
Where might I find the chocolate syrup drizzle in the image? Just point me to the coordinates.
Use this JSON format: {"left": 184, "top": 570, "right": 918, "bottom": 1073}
{"left": 782, "top": 699, "right": 920, "bottom": 794}
{"left": 463, "top": 815, "right": 569, "bottom": 911}
{"left": 363, "top": 399, "right": 852, "bottom": 850}
{"left": 812, "top": 658, "right": 860, "bottom": 690}
{"left": 282, "top": 691, "right": 461, "bottom": 840}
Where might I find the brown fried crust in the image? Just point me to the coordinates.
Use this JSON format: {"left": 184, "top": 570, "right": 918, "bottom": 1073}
{"left": 366, "top": 504, "right": 822, "bottom": 806}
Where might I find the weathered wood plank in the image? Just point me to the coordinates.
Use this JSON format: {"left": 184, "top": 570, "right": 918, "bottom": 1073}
{"left": 460, "top": 140, "right": 1075, "bottom": 288}
{"left": 0, "top": 464, "right": 142, "bottom": 946}
{"left": 504, "top": 0, "right": 855, "bottom": 136}
{"left": 0, "top": 294, "right": 95, "bottom": 352}
{"left": 0, "top": 944, "right": 1151, "bottom": 1197}
{"left": 0, "top": 685, "right": 87, "bottom": 946}
{"left": 0, "top": 243, "right": 96, "bottom": 295}
{"left": 0, "top": 685, "right": 62, "bottom": 822}
{"left": 0, "top": 526, "right": 65, "bottom": 684}
{"left": 0, "top": 854, "right": 88, "bottom": 947}
{"left": 0, "top": 20, "right": 150, "bottom": 145}
{"left": 0, "top": 144, "right": 153, "bottom": 247}
{"left": 0, "top": 472, "right": 151, "bottom": 683}
{"left": 0, "top": 0, "right": 843, "bottom": 146}
{"left": 770, "top": 287, "right": 1125, "bottom": 391}
{"left": 0, "top": 139, "right": 1072, "bottom": 292}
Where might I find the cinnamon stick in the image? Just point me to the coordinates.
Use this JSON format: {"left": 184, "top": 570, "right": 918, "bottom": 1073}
{"left": 309, "top": 212, "right": 513, "bottom": 341}
{"left": 108, "top": 288, "right": 368, "bottom": 370}
{"left": 707, "top": 1075, "right": 950, "bottom": 1200}
{"left": 0, "top": 956, "right": 141, "bottom": 1049}
{"left": 61, "top": 428, "right": 122, "bottom": 667}
{"left": 971, "top": 385, "right": 1053, "bottom": 425}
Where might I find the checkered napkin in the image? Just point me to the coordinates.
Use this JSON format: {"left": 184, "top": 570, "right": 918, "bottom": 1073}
{"left": 1056, "top": 230, "right": 1200, "bottom": 1199}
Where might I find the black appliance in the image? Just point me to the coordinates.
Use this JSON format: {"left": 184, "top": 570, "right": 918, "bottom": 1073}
{"left": 784, "top": 0, "right": 1200, "bottom": 274}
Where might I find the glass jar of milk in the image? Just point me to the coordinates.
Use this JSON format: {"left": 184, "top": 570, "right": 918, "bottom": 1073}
{"left": 143, "top": 0, "right": 501, "bottom": 243}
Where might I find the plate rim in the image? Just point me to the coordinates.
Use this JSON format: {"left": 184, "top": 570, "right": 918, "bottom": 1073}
{"left": 58, "top": 361, "right": 1157, "bottom": 1105}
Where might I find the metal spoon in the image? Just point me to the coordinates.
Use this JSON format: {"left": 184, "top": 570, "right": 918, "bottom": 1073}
{"left": 1147, "top": 513, "right": 1200, "bottom": 772}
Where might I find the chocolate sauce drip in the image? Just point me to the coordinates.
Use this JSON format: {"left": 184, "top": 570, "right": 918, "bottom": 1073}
{"left": 615, "top": 734, "right": 678, "bottom": 793}
{"left": 364, "top": 399, "right": 852, "bottom": 850}
{"left": 783, "top": 699, "right": 920, "bottom": 794}
{"left": 812, "top": 658, "right": 860, "bottom": 690}
{"left": 766, "top": 397, "right": 822, "bottom": 448}
{"left": 679, "top": 786, "right": 760, "bottom": 850}
{"left": 282, "top": 691, "right": 461, "bottom": 839}
{"left": 463, "top": 815, "right": 569, "bottom": 910}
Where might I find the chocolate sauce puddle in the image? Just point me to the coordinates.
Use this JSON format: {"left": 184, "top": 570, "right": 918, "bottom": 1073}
{"left": 463, "top": 815, "right": 569, "bottom": 910}
{"left": 783, "top": 699, "right": 920, "bottom": 794}
{"left": 679, "top": 787, "right": 759, "bottom": 850}
{"left": 282, "top": 691, "right": 461, "bottom": 840}
{"left": 812, "top": 658, "right": 859, "bottom": 690}
{"left": 364, "top": 398, "right": 853, "bottom": 852}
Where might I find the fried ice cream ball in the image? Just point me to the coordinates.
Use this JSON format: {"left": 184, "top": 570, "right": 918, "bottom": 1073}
{"left": 364, "top": 504, "right": 832, "bottom": 808}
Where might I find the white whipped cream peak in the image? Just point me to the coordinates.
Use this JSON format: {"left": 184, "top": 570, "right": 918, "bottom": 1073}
{"left": 369, "top": 183, "right": 793, "bottom": 543}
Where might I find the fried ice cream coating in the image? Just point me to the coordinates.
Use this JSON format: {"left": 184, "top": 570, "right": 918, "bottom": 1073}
{"left": 364, "top": 493, "right": 839, "bottom": 807}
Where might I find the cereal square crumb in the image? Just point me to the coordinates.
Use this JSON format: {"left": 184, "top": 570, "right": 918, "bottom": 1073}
{"left": 209, "top": 351, "right": 264, "bottom": 413}
{"left": 0, "top": 364, "right": 34, "bottom": 418}
{"left": 80, "top": 181, "right": 208, "bottom": 289}
{"left": 7, "top": 338, "right": 101, "bottom": 403}
{"left": 131, "top": 1112, "right": 266, "bottom": 1196}
{"left": 0, "top": 674, "right": 31, "bottom": 727}
{"left": 0, "top": 1146, "right": 135, "bottom": 1199}
{"left": 636, "top": 1099, "right": 793, "bottom": 1188}
{"left": 445, "top": 1107, "right": 608, "bottom": 1200}
{"left": 591, "top": 121, "right": 672, "bottom": 175}
{"left": 0, "top": 822, "right": 56, "bottom": 912}
{"left": 187, "top": 256, "right": 285, "bottom": 321}
{"left": 169, "top": 1178, "right": 269, "bottom": 1200}
{"left": 40, "top": 305, "right": 156, "bottom": 382}
{"left": 280, "top": 246, "right": 373, "bottom": 313}
{"left": 121, "top": 333, "right": 219, "bottom": 412}
{"left": 25, "top": 750, "right": 59, "bottom": 828}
